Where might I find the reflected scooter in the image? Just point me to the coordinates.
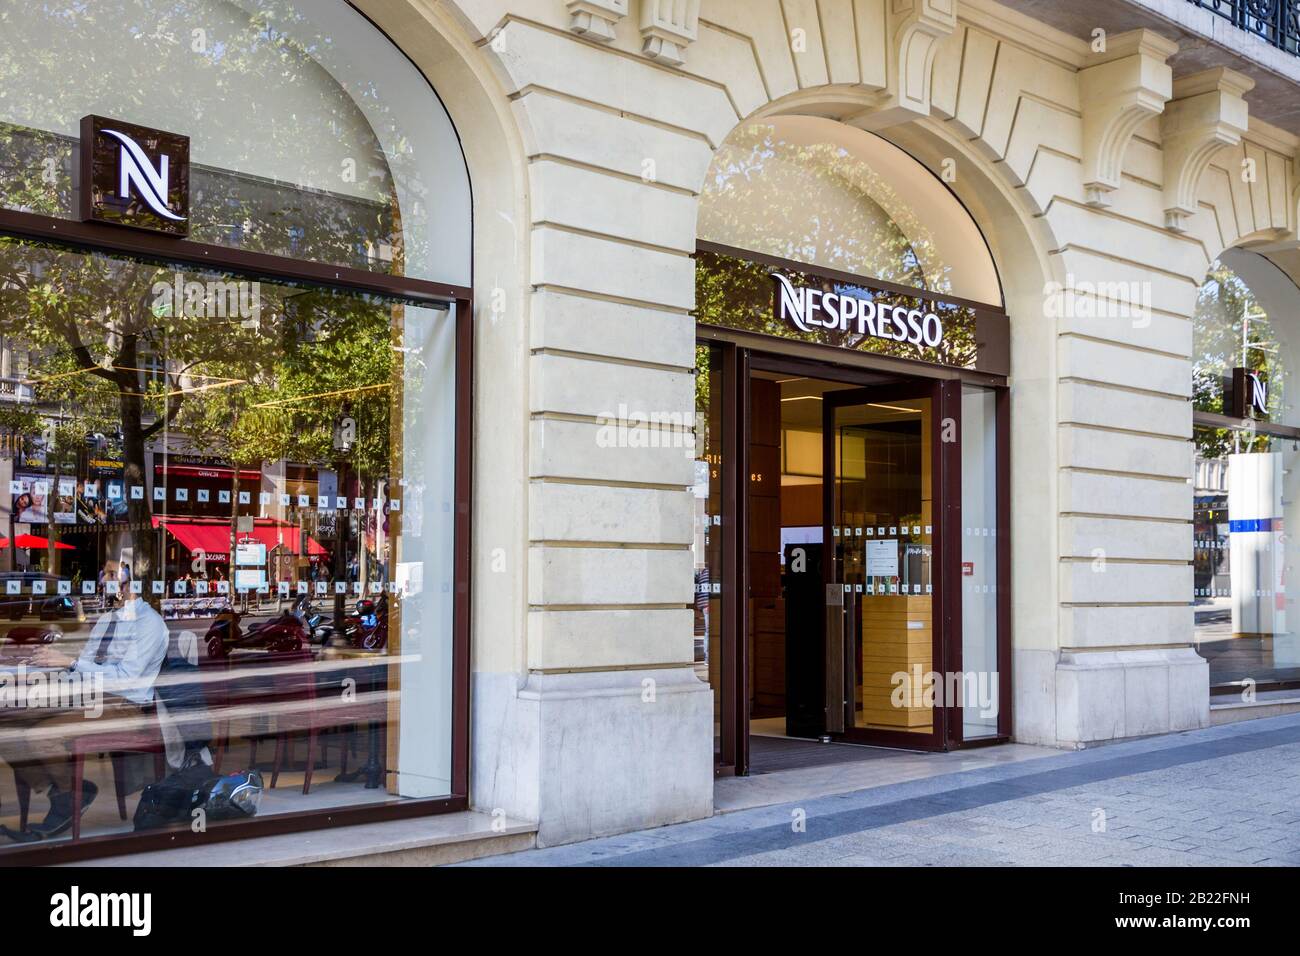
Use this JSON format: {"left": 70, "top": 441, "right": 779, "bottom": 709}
{"left": 294, "top": 595, "right": 335, "bottom": 645}
{"left": 205, "top": 603, "right": 308, "bottom": 659}
{"left": 312, "top": 595, "right": 389, "bottom": 652}
{"left": 343, "top": 595, "right": 387, "bottom": 651}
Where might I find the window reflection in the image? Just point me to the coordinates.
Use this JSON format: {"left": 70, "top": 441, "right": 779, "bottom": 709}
{"left": 0, "top": 238, "right": 456, "bottom": 848}
{"left": 697, "top": 115, "right": 1002, "bottom": 307}
{"left": 1193, "top": 429, "right": 1300, "bottom": 693}
{"left": 0, "top": 0, "right": 470, "bottom": 285}
{"left": 1192, "top": 260, "right": 1300, "bottom": 695}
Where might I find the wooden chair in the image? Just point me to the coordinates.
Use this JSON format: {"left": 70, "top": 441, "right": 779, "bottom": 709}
{"left": 70, "top": 713, "right": 166, "bottom": 840}
{"left": 9, "top": 771, "right": 31, "bottom": 832}
{"left": 240, "top": 650, "right": 319, "bottom": 794}
{"left": 301, "top": 655, "right": 389, "bottom": 794}
{"left": 267, "top": 652, "right": 388, "bottom": 795}
{"left": 202, "top": 654, "right": 233, "bottom": 775}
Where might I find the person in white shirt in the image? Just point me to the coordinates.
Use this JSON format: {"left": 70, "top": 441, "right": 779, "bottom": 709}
{"left": 1, "top": 576, "right": 167, "bottom": 842}
{"left": 60, "top": 591, "right": 168, "bottom": 706}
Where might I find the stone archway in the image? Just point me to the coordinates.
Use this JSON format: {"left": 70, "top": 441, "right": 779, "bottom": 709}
{"left": 693, "top": 86, "right": 1068, "bottom": 744}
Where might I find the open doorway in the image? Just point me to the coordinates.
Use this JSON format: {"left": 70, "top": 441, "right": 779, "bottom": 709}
{"left": 749, "top": 368, "right": 949, "bottom": 751}
{"left": 747, "top": 371, "right": 851, "bottom": 742}
{"left": 694, "top": 337, "right": 1009, "bottom": 776}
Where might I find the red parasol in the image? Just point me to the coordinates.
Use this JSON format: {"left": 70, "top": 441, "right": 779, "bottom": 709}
{"left": 0, "top": 534, "right": 76, "bottom": 550}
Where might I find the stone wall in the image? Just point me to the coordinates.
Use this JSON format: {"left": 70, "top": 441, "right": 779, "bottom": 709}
{"left": 359, "top": 0, "right": 1300, "bottom": 843}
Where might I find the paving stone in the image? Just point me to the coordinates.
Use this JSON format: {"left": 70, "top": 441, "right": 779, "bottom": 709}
{"left": 464, "top": 715, "right": 1300, "bottom": 868}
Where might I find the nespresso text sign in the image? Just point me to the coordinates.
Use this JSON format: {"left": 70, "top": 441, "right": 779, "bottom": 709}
{"left": 772, "top": 272, "right": 945, "bottom": 348}
{"left": 693, "top": 249, "right": 1008, "bottom": 376}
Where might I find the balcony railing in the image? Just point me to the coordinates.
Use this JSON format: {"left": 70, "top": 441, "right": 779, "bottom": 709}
{"left": 0, "top": 377, "right": 34, "bottom": 403}
{"left": 1189, "top": 0, "right": 1300, "bottom": 54}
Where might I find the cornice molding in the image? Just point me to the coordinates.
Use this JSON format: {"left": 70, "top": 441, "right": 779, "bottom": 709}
{"left": 956, "top": 0, "right": 1088, "bottom": 71}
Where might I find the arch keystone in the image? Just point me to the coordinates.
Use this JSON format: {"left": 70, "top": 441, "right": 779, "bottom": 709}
{"left": 639, "top": 0, "right": 699, "bottom": 66}
{"left": 850, "top": 0, "right": 957, "bottom": 131}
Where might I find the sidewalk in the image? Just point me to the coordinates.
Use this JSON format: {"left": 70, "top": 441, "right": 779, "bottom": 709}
{"left": 461, "top": 714, "right": 1300, "bottom": 866}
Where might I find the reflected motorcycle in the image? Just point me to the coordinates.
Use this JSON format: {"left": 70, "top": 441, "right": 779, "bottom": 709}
{"left": 319, "top": 596, "right": 388, "bottom": 652}
{"left": 293, "top": 595, "right": 335, "bottom": 645}
{"left": 205, "top": 606, "right": 307, "bottom": 659}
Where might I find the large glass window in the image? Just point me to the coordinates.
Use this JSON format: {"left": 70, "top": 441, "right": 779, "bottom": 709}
{"left": 0, "top": 237, "right": 459, "bottom": 852}
{"left": 0, "top": 0, "right": 469, "bottom": 856}
{"left": 1192, "top": 258, "right": 1300, "bottom": 695}
{"left": 960, "top": 385, "right": 999, "bottom": 739}
{"left": 0, "top": 0, "right": 471, "bottom": 287}
{"left": 698, "top": 116, "right": 1002, "bottom": 307}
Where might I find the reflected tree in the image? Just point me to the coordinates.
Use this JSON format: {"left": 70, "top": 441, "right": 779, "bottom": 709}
{"left": 1193, "top": 262, "right": 1281, "bottom": 459}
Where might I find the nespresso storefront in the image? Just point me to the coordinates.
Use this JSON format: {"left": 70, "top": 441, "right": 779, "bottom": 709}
{"left": 690, "top": 117, "right": 1011, "bottom": 774}
{"left": 0, "top": 0, "right": 470, "bottom": 862}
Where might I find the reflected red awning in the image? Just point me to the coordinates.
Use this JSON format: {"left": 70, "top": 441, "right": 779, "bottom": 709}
{"left": 152, "top": 518, "right": 328, "bottom": 560}
{"left": 154, "top": 521, "right": 232, "bottom": 559}
{"left": 243, "top": 523, "right": 329, "bottom": 558}
{"left": 0, "top": 534, "right": 75, "bottom": 550}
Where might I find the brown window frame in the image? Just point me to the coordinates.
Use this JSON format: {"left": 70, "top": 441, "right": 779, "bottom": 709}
{"left": 0, "top": 207, "right": 474, "bottom": 866}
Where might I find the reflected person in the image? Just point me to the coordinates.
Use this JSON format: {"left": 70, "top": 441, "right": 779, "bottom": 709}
{"left": 0, "top": 568, "right": 167, "bottom": 842}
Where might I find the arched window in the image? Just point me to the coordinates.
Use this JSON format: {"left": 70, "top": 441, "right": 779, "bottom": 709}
{"left": 0, "top": 0, "right": 470, "bottom": 859}
{"left": 698, "top": 115, "right": 1002, "bottom": 306}
{"left": 1192, "top": 252, "right": 1300, "bottom": 698}
{"left": 0, "top": 0, "right": 470, "bottom": 285}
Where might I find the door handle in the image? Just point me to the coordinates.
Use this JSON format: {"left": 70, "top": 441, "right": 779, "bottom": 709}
{"left": 824, "top": 583, "right": 844, "bottom": 734}
{"left": 843, "top": 586, "right": 857, "bottom": 732}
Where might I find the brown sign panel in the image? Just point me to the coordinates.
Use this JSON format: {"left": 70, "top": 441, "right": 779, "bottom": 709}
{"left": 1228, "top": 367, "right": 1268, "bottom": 420}
{"left": 79, "top": 114, "right": 190, "bottom": 236}
{"left": 695, "top": 247, "right": 1010, "bottom": 376}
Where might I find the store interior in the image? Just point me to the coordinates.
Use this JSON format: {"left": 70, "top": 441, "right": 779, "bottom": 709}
{"left": 746, "top": 370, "right": 935, "bottom": 742}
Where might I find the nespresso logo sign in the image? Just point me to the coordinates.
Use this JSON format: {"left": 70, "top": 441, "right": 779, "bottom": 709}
{"left": 79, "top": 115, "right": 190, "bottom": 236}
{"left": 1229, "top": 367, "right": 1268, "bottom": 420}
{"left": 772, "top": 272, "right": 945, "bottom": 348}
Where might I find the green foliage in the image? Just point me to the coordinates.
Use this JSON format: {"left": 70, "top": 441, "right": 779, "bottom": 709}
{"left": 698, "top": 123, "right": 941, "bottom": 292}
{"left": 0, "top": 235, "right": 399, "bottom": 579}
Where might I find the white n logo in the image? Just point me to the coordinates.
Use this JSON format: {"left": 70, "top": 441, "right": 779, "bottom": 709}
{"left": 771, "top": 272, "right": 811, "bottom": 332}
{"left": 102, "top": 129, "right": 185, "bottom": 221}
{"left": 1251, "top": 373, "right": 1267, "bottom": 415}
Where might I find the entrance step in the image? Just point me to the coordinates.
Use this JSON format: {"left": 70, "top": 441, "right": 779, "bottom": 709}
{"left": 718, "top": 737, "right": 1056, "bottom": 814}
{"left": 1210, "top": 693, "right": 1300, "bottom": 726}
{"left": 61, "top": 811, "right": 537, "bottom": 867}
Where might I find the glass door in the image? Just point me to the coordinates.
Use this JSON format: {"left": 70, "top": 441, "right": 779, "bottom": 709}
{"left": 822, "top": 382, "right": 947, "bottom": 749}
